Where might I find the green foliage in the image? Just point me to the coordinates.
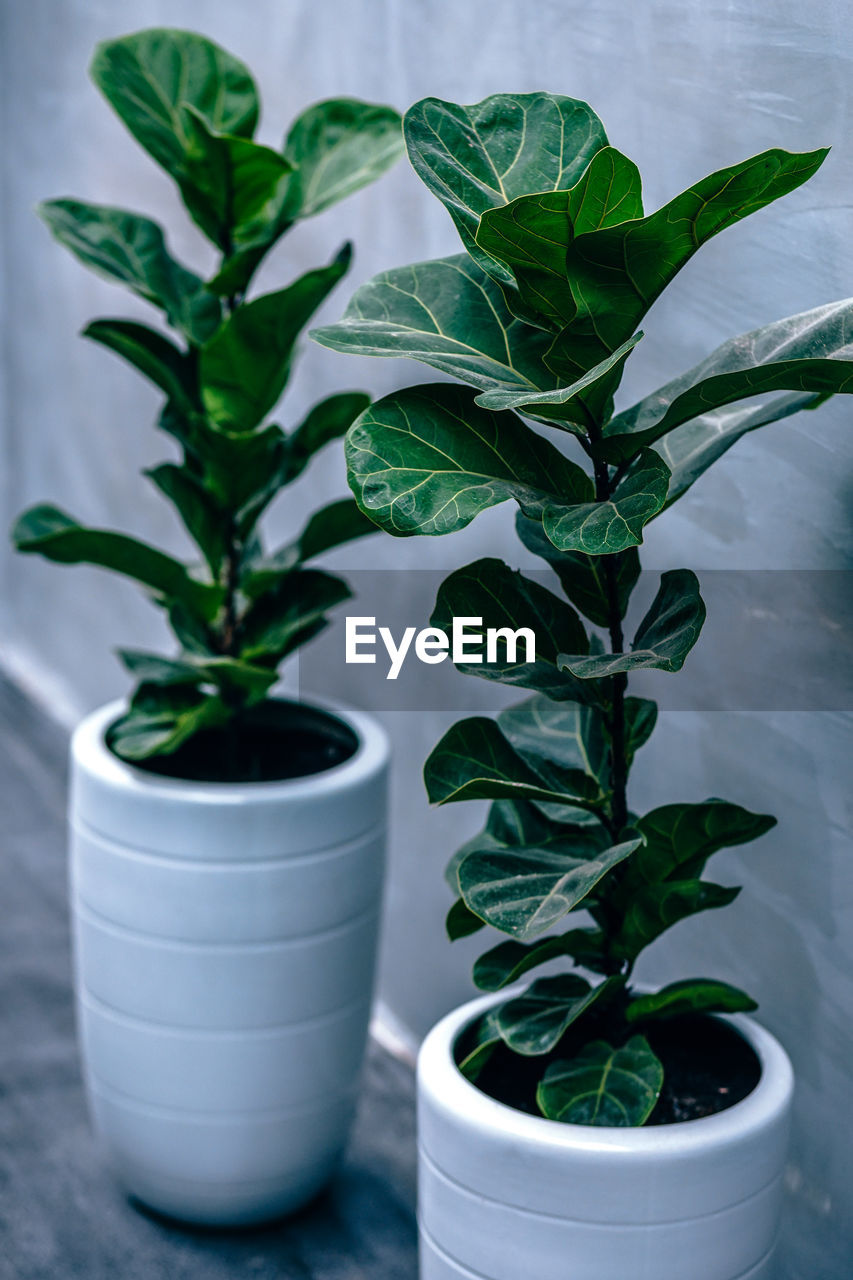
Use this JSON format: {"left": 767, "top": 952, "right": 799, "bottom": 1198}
{"left": 12, "top": 28, "right": 403, "bottom": 765}
{"left": 537, "top": 1035, "right": 663, "bottom": 1125}
{"left": 315, "top": 89, "right": 847, "bottom": 1127}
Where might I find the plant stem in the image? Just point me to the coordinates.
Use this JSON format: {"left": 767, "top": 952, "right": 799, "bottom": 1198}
{"left": 219, "top": 523, "right": 240, "bottom": 658}
{"left": 591, "top": 452, "right": 629, "bottom": 836}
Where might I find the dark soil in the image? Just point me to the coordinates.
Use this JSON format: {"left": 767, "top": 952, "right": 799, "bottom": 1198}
{"left": 461, "top": 1011, "right": 761, "bottom": 1126}
{"left": 124, "top": 699, "right": 359, "bottom": 783}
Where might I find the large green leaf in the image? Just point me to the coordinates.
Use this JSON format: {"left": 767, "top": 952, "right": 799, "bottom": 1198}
{"left": 187, "top": 421, "right": 288, "bottom": 512}
{"left": 312, "top": 254, "right": 557, "bottom": 394}
{"left": 458, "top": 832, "right": 642, "bottom": 940}
{"left": 91, "top": 29, "right": 259, "bottom": 179}
{"left": 239, "top": 568, "right": 350, "bottom": 662}
{"left": 287, "top": 392, "right": 372, "bottom": 479}
{"left": 537, "top": 1036, "right": 663, "bottom": 1125}
{"left": 497, "top": 695, "right": 609, "bottom": 787}
{"left": 612, "top": 880, "right": 741, "bottom": 961}
{"left": 345, "top": 383, "right": 592, "bottom": 538}
{"left": 560, "top": 569, "right": 705, "bottom": 678}
{"left": 200, "top": 245, "right": 351, "bottom": 430}
{"left": 424, "top": 716, "right": 602, "bottom": 811}
{"left": 624, "top": 697, "right": 658, "bottom": 763}
{"left": 38, "top": 200, "right": 220, "bottom": 344}
{"left": 626, "top": 979, "right": 758, "bottom": 1024}
{"left": 12, "top": 504, "right": 221, "bottom": 619}
{"left": 404, "top": 93, "right": 608, "bottom": 279}
{"left": 430, "top": 559, "right": 590, "bottom": 700}
{"left": 622, "top": 800, "right": 776, "bottom": 892}
{"left": 543, "top": 449, "right": 670, "bottom": 554}
{"left": 238, "top": 395, "right": 372, "bottom": 536}
{"left": 445, "top": 797, "right": 605, "bottom": 897}
{"left": 475, "top": 334, "right": 642, "bottom": 431}
{"left": 84, "top": 320, "right": 197, "bottom": 412}
{"left": 496, "top": 974, "right": 623, "bottom": 1055}
{"left": 476, "top": 147, "right": 644, "bottom": 330}
{"left": 145, "top": 464, "right": 226, "bottom": 576}
{"left": 283, "top": 97, "right": 403, "bottom": 218}
{"left": 481, "top": 146, "right": 827, "bottom": 385}
{"left": 473, "top": 929, "right": 608, "bottom": 990}
{"left": 107, "top": 681, "right": 229, "bottom": 761}
{"left": 603, "top": 298, "right": 853, "bottom": 462}
{"left": 457, "top": 1009, "right": 504, "bottom": 1082}
{"left": 242, "top": 499, "right": 376, "bottom": 596}
{"left": 118, "top": 648, "right": 277, "bottom": 704}
{"left": 446, "top": 897, "right": 486, "bottom": 940}
{"left": 659, "top": 391, "right": 820, "bottom": 506}
{"left": 176, "top": 106, "right": 293, "bottom": 252}
{"left": 516, "top": 514, "right": 641, "bottom": 628}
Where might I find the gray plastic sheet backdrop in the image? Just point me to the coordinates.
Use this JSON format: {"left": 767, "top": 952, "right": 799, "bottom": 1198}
{"left": 1, "top": 3, "right": 851, "bottom": 1274}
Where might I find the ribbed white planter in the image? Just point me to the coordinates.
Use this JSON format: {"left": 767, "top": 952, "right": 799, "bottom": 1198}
{"left": 418, "top": 990, "right": 793, "bottom": 1280}
{"left": 69, "top": 698, "right": 389, "bottom": 1227}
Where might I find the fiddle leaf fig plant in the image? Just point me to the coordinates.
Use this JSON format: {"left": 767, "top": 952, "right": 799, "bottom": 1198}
{"left": 314, "top": 91, "right": 853, "bottom": 1125}
{"left": 12, "top": 28, "right": 403, "bottom": 771}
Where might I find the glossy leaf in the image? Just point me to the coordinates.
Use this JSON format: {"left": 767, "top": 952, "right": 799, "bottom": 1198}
{"left": 431, "top": 559, "right": 589, "bottom": 700}
{"left": 239, "top": 568, "right": 351, "bottom": 663}
{"left": 404, "top": 92, "right": 608, "bottom": 279}
{"left": 450, "top": 798, "right": 604, "bottom": 896}
{"left": 84, "top": 320, "right": 197, "bottom": 410}
{"left": 118, "top": 648, "right": 277, "bottom": 702}
{"left": 12, "top": 504, "right": 221, "bottom": 619}
{"left": 623, "top": 800, "right": 777, "bottom": 891}
{"left": 193, "top": 421, "right": 288, "bottom": 512}
{"left": 537, "top": 1036, "right": 663, "bottom": 1125}
{"left": 457, "top": 1009, "right": 503, "bottom": 1082}
{"left": 38, "top": 200, "right": 220, "bottom": 344}
{"left": 457, "top": 822, "right": 641, "bottom": 940}
{"left": 473, "top": 930, "right": 608, "bottom": 990}
{"left": 483, "top": 146, "right": 826, "bottom": 384}
{"left": 424, "top": 716, "right": 603, "bottom": 811}
{"left": 476, "top": 147, "right": 644, "bottom": 329}
{"left": 612, "top": 880, "right": 741, "bottom": 961}
{"left": 543, "top": 450, "right": 670, "bottom": 554}
{"left": 626, "top": 979, "right": 758, "bottom": 1023}
{"left": 517, "top": 514, "right": 640, "bottom": 628}
{"left": 106, "top": 681, "right": 229, "bottom": 759}
{"left": 313, "top": 254, "right": 557, "bottom": 394}
{"left": 283, "top": 97, "right": 403, "bottom": 218}
{"left": 177, "top": 106, "right": 292, "bottom": 250}
{"left": 475, "top": 334, "right": 642, "bottom": 431}
{"left": 287, "top": 392, "right": 372, "bottom": 479}
{"left": 560, "top": 569, "right": 705, "bottom": 677}
{"left": 345, "top": 383, "right": 592, "bottom": 538}
{"left": 201, "top": 244, "right": 351, "bottom": 430}
{"left": 91, "top": 29, "right": 259, "bottom": 180}
{"left": 603, "top": 297, "right": 853, "bottom": 462}
{"left": 659, "top": 390, "right": 820, "bottom": 506}
{"left": 496, "top": 974, "right": 609, "bottom": 1055}
{"left": 497, "top": 695, "right": 609, "bottom": 787}
{"left": 446, "top": 898, "right": 485, "bottom": 941}
{"left": 145, "top": 464, "right": 226, "bottom": 576}
{"left": 243, "top": 499, "right": 375, "bottom": 595}
{"left": 624, "top": 697, "right": 658, "bottom": 762}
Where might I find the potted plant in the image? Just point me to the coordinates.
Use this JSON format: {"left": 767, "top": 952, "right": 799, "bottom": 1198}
{"left": 11, "top": 28, "right": 403, "bottom": 1227}
{"left": 313, "top": 92, "right": 853, "bottom": 1278}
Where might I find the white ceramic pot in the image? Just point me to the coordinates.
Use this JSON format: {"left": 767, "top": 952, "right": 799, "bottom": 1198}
{"left": 69, "top": 697, "right": 389, "bottom": 1226}
{"left": 418, "top": 990, "right": 793, "bottom": 1280}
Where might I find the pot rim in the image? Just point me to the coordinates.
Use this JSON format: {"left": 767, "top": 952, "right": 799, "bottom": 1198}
{"left": 418, "top": 988, "right": 794, "bottom": 1156}
{"left": 71, "top": 695, "right": 389, "bottom": 804}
